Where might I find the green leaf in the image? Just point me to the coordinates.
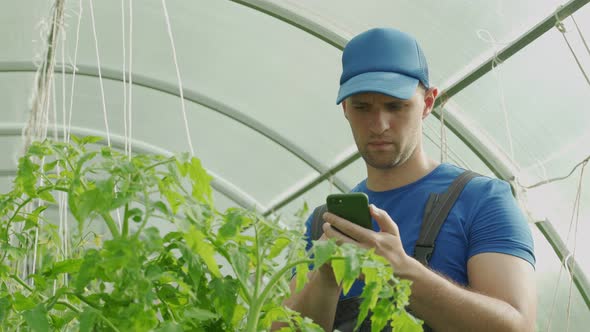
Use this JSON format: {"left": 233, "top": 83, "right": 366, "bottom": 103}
{"left": 22, "top": 304, "right": 50, "bottom": 332}
{"left": 15, "top": 156, "right": 39, "bottom": 197}
{"left": 331, "top": 259, "right": 345, "bottom": 289}
{"left": 26, "top": 142, "right": 48, "bottom": 156}
{"left": 75, "top": 151, "right": 98, "bottom": 173}
{"left": 75, "top": 249, "right": 100, "bottom": 292}
{"left": 355, "top": 282, "right": 379, "bottom": 331}
{"left": 101, "top": 146, "right": 112, "bottom": 158}
{"left": 0, "top": 296, "right": 11, "bottom": 323}
{"left": 390, "top": 310, "right": 423, "bottom": 332}
{"left": 158, "top": 284, "right": 181, "bottom": 305}
{"left": 80, "top": 136, "right": 104, "bottom": 145}
{"left": 340, "top": 245, "right": 361, "bottom": 294}
{"left": 179, "top": 243, "right": 203, "bottom": 290}
{"left": 70, "top": 135, "right": 82, "bottom": 145}
{"left": 188, "top": 157, "right": 212, "bottom": 204}
{"left": 312, "top": 240, "right": 337, "bottom": 269}
{"left": 38, "top": 190, "right": 55, "bottom": 203}
{"left": 74, "top": 180, "right": 113, "bottom": 222}
{"left": 155, "top": 322, "right": 183, "bottom": 332}
{"left": 268, "top": 237, "right": 290, "bottom": 260}
{"left": 219, "top": 211, "right": 245, "bottom": 240}
{"left": 13, "top": 292, "right": 36, "bottom": 311}
{"left": 152, "top": 200, "right": 169, "bottom": 216}
{"left": 184, "top": 307, "right": 219, "bottom": 321}
{"left": 228, "top": 246, "right": 250, "bottom": 287}
{"left": 210, "top": 277, "right": 238, "bottom": 324}
{"left": 126, "top": 208, "right": 143, "bottom": 222}
{"left": 295, "top": 263, "right": 309, "bottom": 292}
{"left": 231, "top": 304, "right": 248, "bottom": 326}
{"left": 46, "top": 258, "right": 83, "bottom": 276}
{"left": 43, "top": 160, "right": 59, "bottom": 173}
{"left": 79, "top": 308, "right": 98, "bottom": 332}
{"left": 184, "top": 227, "right": 221, "bottom": 278}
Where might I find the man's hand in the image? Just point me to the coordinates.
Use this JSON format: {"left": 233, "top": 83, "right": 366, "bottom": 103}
{"left": 322, "top": 204, "right": 415, "bottom": 277}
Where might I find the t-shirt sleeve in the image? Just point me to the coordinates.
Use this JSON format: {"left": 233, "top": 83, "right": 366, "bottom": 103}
{"left": 467, "top": 178, "right": 536, "bottom": 268}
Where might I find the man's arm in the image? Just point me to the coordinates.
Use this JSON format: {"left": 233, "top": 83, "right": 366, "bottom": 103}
{"left": 404, "top": 252, "right": 536, "bottom": 332}
{"left": 322, "top": 205, "right": 537, "bottom": 332}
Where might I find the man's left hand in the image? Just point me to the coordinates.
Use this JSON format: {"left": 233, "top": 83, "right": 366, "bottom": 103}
{"left": 322, "top": 204, "right": 415, "bottom": 277}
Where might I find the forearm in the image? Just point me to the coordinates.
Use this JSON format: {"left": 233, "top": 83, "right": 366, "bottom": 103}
{"left": 271, "top": 264, "right": 341, "bottom": 331}
{"left": 403, "top": 259, "right": 532, "bottom": 332}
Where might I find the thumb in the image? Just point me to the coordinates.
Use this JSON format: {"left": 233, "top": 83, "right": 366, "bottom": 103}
{"left": 369, "top": 204, "right": 399, "bottom": 236}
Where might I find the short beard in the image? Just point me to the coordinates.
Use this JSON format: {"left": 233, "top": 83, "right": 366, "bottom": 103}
{"left": 360, "top": 140, "right": 416, "bottom": 170}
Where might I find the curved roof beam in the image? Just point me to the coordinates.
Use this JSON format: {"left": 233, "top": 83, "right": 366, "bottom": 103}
{"left": 0, "top": 123, "right": 265, "bottom": 212}
{"left": 0, "top": 60, "right": 350, "bottom": 194}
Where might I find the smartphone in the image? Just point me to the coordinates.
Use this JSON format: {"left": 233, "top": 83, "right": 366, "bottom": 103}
{"left": 326, "top": 192, "right": 372, "bottom": 230}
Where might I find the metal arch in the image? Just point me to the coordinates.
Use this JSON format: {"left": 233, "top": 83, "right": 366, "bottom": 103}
{"left": 0, "top": 60, "right": 350, "bottom": 194}
{"left": 0, "top": 123, "right": 265, "bottom": 212}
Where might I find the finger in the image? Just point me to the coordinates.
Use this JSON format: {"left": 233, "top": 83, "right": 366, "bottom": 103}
{"left": 369, "top": 204, "right": 399, "bottom": 236}
{"left": 322, "top": 221, "right": 358, "bottom": 245}
{"left": 322, "top": 212, "right": 371, "bottom": 242}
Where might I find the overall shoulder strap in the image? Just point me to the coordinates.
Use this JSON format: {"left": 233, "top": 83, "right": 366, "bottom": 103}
{"left": 310, "top": 204, "right": 328, "bottom": 241}
{"left": 414, "top": 170, "right": 480, "bottom": 266}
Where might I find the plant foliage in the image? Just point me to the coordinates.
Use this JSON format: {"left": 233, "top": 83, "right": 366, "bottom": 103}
{"left": 0, "top": 138, "right": 422, "bottom": 331}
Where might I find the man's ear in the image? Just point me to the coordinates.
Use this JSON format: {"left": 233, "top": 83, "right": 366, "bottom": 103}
{"left": 422, "top": 87, "right": 439, "bottom": 119}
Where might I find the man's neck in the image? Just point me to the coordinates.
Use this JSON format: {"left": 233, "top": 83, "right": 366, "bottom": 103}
{"left": 365, "top": 149, "right": 440, "bottom": 192}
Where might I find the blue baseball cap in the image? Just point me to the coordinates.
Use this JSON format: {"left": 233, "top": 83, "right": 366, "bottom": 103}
{"left": 336, "top": 27, "right": 430, "bottom": 104}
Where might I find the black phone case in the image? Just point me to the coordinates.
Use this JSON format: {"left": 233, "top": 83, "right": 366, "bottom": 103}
{"left": 326, "top": 193, "right": 372, "bottom": 229}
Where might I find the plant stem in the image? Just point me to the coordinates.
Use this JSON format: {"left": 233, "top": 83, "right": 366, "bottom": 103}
{"left": 100, "top": 213, "right": 120, "bottom": 239}
{"left": 213, "top": 243, "right": 252, "bottom": 304}
{"left": 71, "top": 293, "right": 120, "bottom": 332}
{"left": 122, "top": 203, "right": 129, "bottom": 238}
{"left": 254, "top": 223, "right": 262, "bottom": 299}
{"left": 11, "top": 274, "right": 84, "bottom": 315}
{"left": 244, "top": 258, "right": 313, "bottom": 332}
{"left": 131, "top": 188, "right": 152, "bottom": 240}
{"left": 10, "top": 274, "right": 34, "bottom": 293}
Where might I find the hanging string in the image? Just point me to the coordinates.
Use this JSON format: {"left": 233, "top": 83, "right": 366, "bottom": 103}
{"left": 22, "top": 0, "right": 65, "bottom": 151}
{"left": 127, "top": 0, "right": 134, "bottom": 157}
{"left": 89, "top": 0, "right": 123, "bottom": 233}
{"left": 121, "top": 0, "right": 129, "bottom": 157}
{"left": 476, "top": 29, "right": 515, "bottom": 160}
{"left": 66, "top": 0, "right": 83, "bottom": 143}
{"left": 161, "top": 0, "right": 195, "bottom": 156}
{"left": 436, "top": 94, "right": 449, "bottom": 163}
{"left": 88, "top": 0, "right": 111, "bottom": 147}
{"left": 556, "top": 16, "right": 590, "bottom": 86}
{"left": 545, "top": 160, "right": 586, "bottom": 331}
{"left": 520, "top": 13, "right": 590, "bottom": 190}
{"left": 20, "top": 0, "right": 66, "bottom": 285}
{"left": 565, "top": 160, "right": 586, "bottom": 332}
{"left": 571, "top": 15, "right": 590, "bottom": 58}
{"left": 520, "top": 154, "right": 590, "bottom": 189}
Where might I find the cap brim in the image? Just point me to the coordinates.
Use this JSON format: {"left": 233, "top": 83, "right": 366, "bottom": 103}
{"left": 336, "top": 72, "right": 419, "bottom": 104}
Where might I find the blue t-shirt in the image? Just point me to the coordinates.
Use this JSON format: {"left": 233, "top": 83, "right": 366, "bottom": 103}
{"left": 304, "top": 163, "right": 535, "bottom": 299}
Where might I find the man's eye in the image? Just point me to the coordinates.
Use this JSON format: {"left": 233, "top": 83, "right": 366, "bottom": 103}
{"left": 387, "top": 104, "right": 403, "bottom": 111}
{"left": 354, "top": 105, "right": 368, "bottom": 111}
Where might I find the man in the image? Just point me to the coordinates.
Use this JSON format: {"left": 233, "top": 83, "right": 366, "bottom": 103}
{"left": 274, "top": 27, "right": 536, "bottom": 331}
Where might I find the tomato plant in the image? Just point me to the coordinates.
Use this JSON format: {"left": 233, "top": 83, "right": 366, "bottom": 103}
{"left": 0, "top": 138, "right": 421, "bottom": 331}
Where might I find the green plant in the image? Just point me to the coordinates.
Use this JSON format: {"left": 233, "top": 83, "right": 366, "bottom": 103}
{"left": 0, "top": 138, "right": 422, "bottom": 331}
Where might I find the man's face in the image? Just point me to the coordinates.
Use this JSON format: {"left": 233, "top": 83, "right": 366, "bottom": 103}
{"left": 342, "top": 88, "right": 432, "bottom": 170}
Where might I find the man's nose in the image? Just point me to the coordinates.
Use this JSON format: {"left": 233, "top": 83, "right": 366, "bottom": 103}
{"left": 369, "top": 110, "right": 390, "bottom": 134}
